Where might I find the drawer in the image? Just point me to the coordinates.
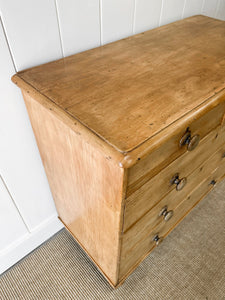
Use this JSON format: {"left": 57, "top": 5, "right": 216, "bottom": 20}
{"left": 124, "top": 125, "right": 225, "bottom": 231}
{"left": 127, "top": 101, "right": 225, "bottom": 196}
{"left": 119, "top": 161, "right": 225, "bottom": 280}
{"left": 123, "top": 145, "right": 225, "bottom": 251}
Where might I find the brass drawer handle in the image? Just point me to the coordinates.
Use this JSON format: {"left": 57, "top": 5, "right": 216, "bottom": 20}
{"left": 180, "top": 129, "right": 200, "bottom": 151}
{"left": 153, "top": 234, "right": 163, "bottom": 246}
{"left": 170, "top": 173, "right": 187, "bottom": 191}
{"left": 159, "top": 206, "right": 174, "bottom": 221}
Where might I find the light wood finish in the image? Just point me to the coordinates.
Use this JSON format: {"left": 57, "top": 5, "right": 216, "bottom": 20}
{"left": 127, "top": 101, "right": 225, "bottom": 195}
{"left": 119, "top": 90, "right": 225, "bottom": 168}
{"left": 12, "top": 75, "right": 125, "bottom": 167}
{"left": 124, "top": 125, "right": 225, "bottom": 231}
{"left": 122, "top": 143, "right": 225, "bottom": 254}
{"left": 12, "top": 16, "right": 225, "bottom": 287}
{"left": 22, "top": 91, "right": 126, "bottom": 286}
{"left": 119, "top": 161, "right": 225, "bottom": 280}
{"left": 12, "top": 16, "right": 225, "bottom": 156}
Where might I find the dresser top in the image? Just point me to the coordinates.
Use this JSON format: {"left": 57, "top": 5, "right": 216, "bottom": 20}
{"left": 13, "top": 15, "right": 225, "bottom": 154}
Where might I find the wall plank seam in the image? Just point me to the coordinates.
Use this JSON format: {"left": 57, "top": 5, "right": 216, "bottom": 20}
{"left": 159, "top": 0, "right": 164, "bottom": 26}
{"left": 216, "top": 0, "right": 222, "bottom": 17}
{"left": 0, "top": 16, "right": 16, "bottom": 72}
{"left": 132, "top": 0, "right": 137, "bottom": 34}
{"left": 99, "top": 0, "right": 103, "bottom": 46}
{"left": 182, "top": 0, "right": 187, "bottom": 19}
{"left": 0, "top": 175, "right": 30, "bottom": 232}
{"left": 201, "top": 0, "right": 206, "bottom": 13}
{"left": 54, "top": 0, "right": 64, "bottom": 57}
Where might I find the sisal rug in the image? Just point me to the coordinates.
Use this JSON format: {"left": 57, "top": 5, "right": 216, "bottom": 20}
{"left": 0, "top": 181, "right": 225, "bottom": 299}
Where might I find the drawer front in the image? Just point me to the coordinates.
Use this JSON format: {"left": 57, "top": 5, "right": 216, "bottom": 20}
{"left": 123, "top": 145, "right": 225, "bottom": 251}
{"left": 127, "top": 101, "right": 225, "bottom": 196}
{"left": 124, "top": 125, "right": 225, "bottom": 231}
{"left": 119, "top": 162, "right": 225, "bottom": 280}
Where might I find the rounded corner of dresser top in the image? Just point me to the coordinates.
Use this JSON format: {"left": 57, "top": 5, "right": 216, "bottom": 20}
{"left": 11, "top": 73, "right": 19, "bottom": 85}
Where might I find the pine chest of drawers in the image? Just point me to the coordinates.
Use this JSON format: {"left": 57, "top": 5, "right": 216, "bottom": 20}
{"left": 12, "top": 15, "right": 225, "bottom": 287}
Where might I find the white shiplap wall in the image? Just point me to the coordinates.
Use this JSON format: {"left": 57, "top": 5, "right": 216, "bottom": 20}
{"left": 0, "top": 0, "right": 224, "bottom": 274}
{"left": 160, "top": 0, "right": 186, "bottom": 26}
{"left": 56, "top": 0, "right": 101, "bottom": 57}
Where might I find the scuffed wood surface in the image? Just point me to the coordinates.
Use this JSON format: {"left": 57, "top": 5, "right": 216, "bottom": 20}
{"left": 13, "top": 16, "right": 225, "bottom": 153}
{"left": 119, "top": 161, "right": 225, "bottom": 280}
{"left": 22, "top": 91, "right": 125, "bottom": 286}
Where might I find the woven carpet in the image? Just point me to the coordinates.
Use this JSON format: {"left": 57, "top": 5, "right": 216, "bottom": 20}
{"left": 0, "top": 181, "right": 225, "bottom": 300}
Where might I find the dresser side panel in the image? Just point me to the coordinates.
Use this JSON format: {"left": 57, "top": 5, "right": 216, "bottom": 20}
{"left": 22, "top": 91, "right": 125, "bottom": 286}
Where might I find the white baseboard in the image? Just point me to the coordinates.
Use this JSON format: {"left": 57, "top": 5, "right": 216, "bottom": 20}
{"left": 0, "top": 214, "right": 63, "bottom": 275}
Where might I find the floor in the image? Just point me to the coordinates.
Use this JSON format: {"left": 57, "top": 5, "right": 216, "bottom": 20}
{"left": 0, "top": 181, "right": 225, "bottom": 300}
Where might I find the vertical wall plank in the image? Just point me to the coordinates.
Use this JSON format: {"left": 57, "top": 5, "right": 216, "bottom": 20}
{"left": 216, "top": 0, "right": 225, "bottom": 20}
{"left": 202, "top": 0, "right": 220, "bottom": 18}
{"left": 0, "top": 176, "right": 28, "bottom": 253}
{"left": 134, "top": 0, "right": 162, "bottom": 34}
{"left": 0, "top": 0, "right": 62, "bottom": 71}
{"left": 160, "top": 0, "right": 186, "bottom": 26}
{"left": 101, "top": 0, "right": 135, "bottom": 44}
{"left": 183, "top": 0, "right": 204, "bottom": 18}
{"left": 56, "top": 0, "right": 100, "bottom": 57}
{"left": 0, "top": 19, "right": 58, "bottom": 231}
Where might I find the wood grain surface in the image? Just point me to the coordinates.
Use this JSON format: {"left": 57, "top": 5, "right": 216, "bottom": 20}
{"left": 119, "top": 161, "right": 225, "bottom": 280}
{"left": 124, "top": 125, "right": 225, "bottom": 231}
{"left": 11, "top": 16, "right": 225, "bottom": 287}
{"left": 22, "top": 91, "right": 126, "bottom": 286}
{"left": 123, "top": 143, "right": 225, "bottom": 253}
{"left": 12, "top": 15, "right": 225, "bottom": 153}
{"left": 127, "top": 101, "right": 225, "bottom": 194}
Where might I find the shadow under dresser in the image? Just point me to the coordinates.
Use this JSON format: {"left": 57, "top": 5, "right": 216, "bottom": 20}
{"left": 12, "top": 15, "right": 225, "bottom": 287}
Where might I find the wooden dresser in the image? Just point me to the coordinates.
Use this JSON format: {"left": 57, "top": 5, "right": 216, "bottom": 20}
{"left": 12, "top": 15, "right": 225, "bottom": 287}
